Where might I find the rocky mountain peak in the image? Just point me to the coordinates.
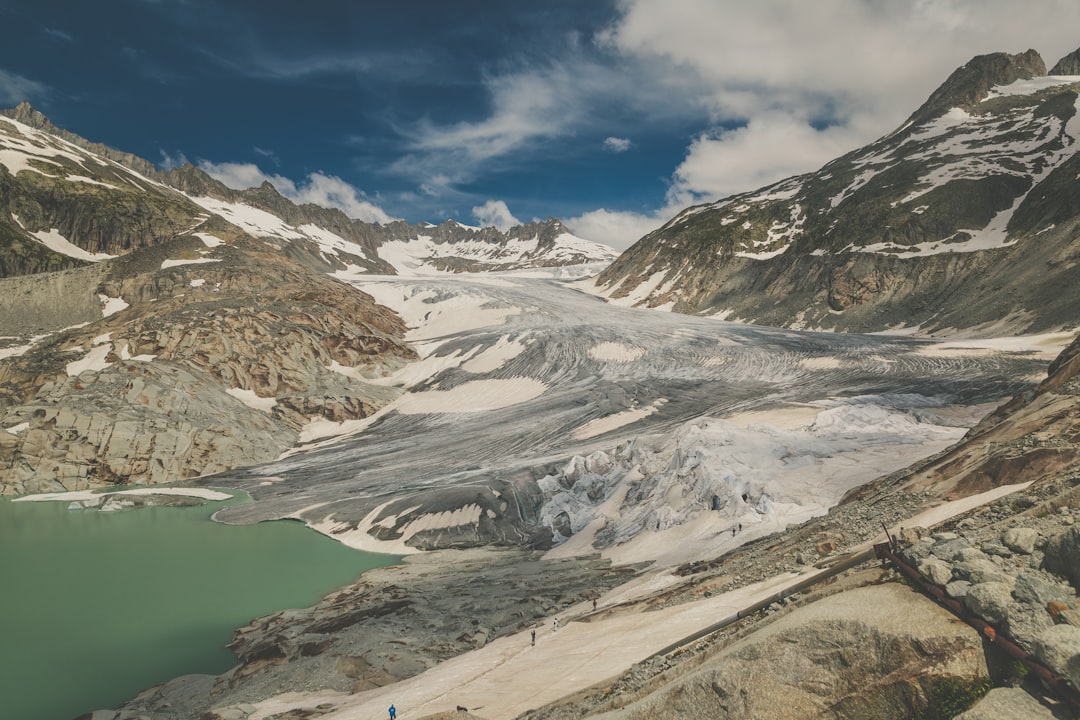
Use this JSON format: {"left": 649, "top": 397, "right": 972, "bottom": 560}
{"left": 7, "top": 101, "right": 52, "bottom": 130}
{"left": 906, "top": 48, "right": 1046, "bottom": 125}
{"left": 164, "top": 163, "right": 232, "bottom": 197}
{"left": 1050, "top": 46, "right": 1080, "bottom": 75}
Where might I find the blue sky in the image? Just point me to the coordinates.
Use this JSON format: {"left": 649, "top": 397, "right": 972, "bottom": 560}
{"left": 2, "top": 1, "right": 1080, "bottom": 248}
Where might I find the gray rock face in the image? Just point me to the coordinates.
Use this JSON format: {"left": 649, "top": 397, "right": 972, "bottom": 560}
{"left": 919, "top": 557, "right": 954, "bottom": 586}
{"left": 1003, "top": 527, "right": 1039, "bottom": 555}
{"left": 1049, "top": 46, "right": 1080, "bottom": 75}
{"left": 616, "top": 584, "right": 987, "bottom": 720}
{"left": 1043, "top": 527, "right": 1080, "bottom": 591}
{"left": 0, "top": 233, "right": 414, "bottom": 494}
{"left": 954, "top": 687, "right": 1058, "bottom": 720}
{"left": 964, "top": 582, "right": 1014, "bottom": 626}
{"left": 1033, "top": 623, "right": 1080, "bottom": 682}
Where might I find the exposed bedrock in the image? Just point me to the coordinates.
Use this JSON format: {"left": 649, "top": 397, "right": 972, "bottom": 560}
{"left": 578, "top": 584, "right": 989, "bottom": 720}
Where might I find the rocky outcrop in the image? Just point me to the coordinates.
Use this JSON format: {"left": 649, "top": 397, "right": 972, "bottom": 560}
{"left": 582, "top": 584, "right": 989, "bottom": 720}
{"left": 955, "top": 687, "right": 1060, "bottom": 719}
{"left": 1050, "top": 48, "right": 1080, "bottom": 76}
{"left": 0, "top": 231, "right": 415, "bottom": 494}
{"left": 908, "top": 49, "right": 1046, "bottom": 124}
{"left": 0, "top": 263, "right": 106, "bottom": 335}
{"left": 888, "top": 330, "right": 1080, "bottom": 502}
{"left": 899, "top": 529, "right": 1079, "bottom": 662}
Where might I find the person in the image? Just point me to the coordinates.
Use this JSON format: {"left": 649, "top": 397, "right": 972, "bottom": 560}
{"left": 553, "top": 617, "right": 559, "bottom": 632}
{"left": 531, "top": 628, "right": 536, "bottom": 645}
{"left": 592, "top": 598, "right": 598, "bottom": 611}
{"left": 389, "top": 704, "right": 397, "bottom": 719}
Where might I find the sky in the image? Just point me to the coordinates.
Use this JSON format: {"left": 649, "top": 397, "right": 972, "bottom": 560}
{"left": 2, "top": 1, "right": 1080, "bottom": 249}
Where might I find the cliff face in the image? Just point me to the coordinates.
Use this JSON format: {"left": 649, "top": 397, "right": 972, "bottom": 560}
{"left": 0, "top": 113, "right": 419, "bottom": 494}
{"left": 591, "top": 48, "right": 1080, "bottom": 335}
{"left": 0, "top": 226, "right": 415, "bottom": 494}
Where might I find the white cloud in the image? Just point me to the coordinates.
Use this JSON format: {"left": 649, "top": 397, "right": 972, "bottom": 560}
{"left": 565, "top": 208, "right": 667, "bottom": 251}
{"left": 158, "top": 150, "right": 189, "bottom": 171}
{"left": 0, "top": 70, "right": 48, "bottom": 106}
{"left": 198, "top": 160, "right": 397, "bottom": 224}
{"left": 472, "top": 200, "right": 521, "bottom": 231}
{"left": 598, "top": 0, "right": 1080, "bottom": 204}
{"left": 667, "top": 113, "right": 866, "bottom": 207}
{"left": 603, "top": 136, "right": 632, "bottom": 153}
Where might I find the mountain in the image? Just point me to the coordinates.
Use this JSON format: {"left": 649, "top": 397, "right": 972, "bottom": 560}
{"left": 0, "top": 101, "right": 613, "bottom": 280}
{"left": 0, "top": 103, "right": 616, "bottom": 495}
{"left": 589, "top": 48, "right": 1080, "bottom": 336}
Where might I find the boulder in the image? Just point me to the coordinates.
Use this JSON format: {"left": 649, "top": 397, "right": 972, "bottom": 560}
{"left": 964, "top": 582, "right": 1014, "bottom": 626}
{"left": 1002, "top": 528, "right": 1038, "bottom": 555}
{"left": 919, "top": 557, "right": 954, "bottom": 586}
{"left": 954, "top": 687, "right": 1058, "bottom": 719}
{"left": 1042, "top": 527, "right": 1080, "bottom": 591}
{"left": 1032, "top": 624, "right": 1080, "bottom": 683}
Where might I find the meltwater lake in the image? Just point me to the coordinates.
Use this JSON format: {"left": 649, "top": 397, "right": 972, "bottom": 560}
{"left": 0, "top": 492, "right": 398, "bottom": 720}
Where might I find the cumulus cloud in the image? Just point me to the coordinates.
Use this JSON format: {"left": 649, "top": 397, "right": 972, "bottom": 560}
{"left": 565, "top": 208, "right": 667, "bottom": 251}
{"left": 198, "top": 160, "right": 397, "bottom": 224}
{"left": 666, "top": 113, "right": 867, "bottom": 207}
{"left": 603, "top": 136, "right": 632, "bottom": 152}
{"left": 599, "top": 0, "right": 1080, "bottom": 204}
{"left": 472, "top": 200, "right": 521, "bottom": 231}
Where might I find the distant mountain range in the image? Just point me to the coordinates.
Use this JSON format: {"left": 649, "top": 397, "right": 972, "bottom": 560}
{"left": 0, "top": 101, "right": 615, "bottom": 280}
{"left": 588, "top": 47, "right": 1080, "bottom": 336}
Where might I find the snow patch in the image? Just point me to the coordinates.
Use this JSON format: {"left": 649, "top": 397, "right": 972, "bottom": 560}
{"left": 226, "top": 388, "right": 278, "bottom": 413}
{"left": 65, "top": 344, "right": 112, "bottom": 376}
{"left": 30, "top": 228, "right": 115, "bottom": 262}
{"left": 161, "top": 257, "right": 222, "bottom": 269}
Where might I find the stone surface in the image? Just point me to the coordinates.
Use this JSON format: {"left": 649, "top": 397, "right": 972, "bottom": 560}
{"left": 954, "top": 687, "right": 1059, "bottom": 720}
{"left": 610, "top": 585, "right": 987, "bottom": 720}
{"left": 964, "top": 582, "right": 1014, "bottom": 627}
{"left": 1003, "top": 527, "right": 1039, "bottom": 555}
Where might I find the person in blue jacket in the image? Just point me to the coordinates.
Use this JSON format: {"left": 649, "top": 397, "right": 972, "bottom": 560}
{"left": 389, "top": 704, "right": 397, "bottom": 719}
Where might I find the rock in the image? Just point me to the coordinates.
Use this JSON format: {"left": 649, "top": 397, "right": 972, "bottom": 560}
{"left": 946, "top": 580, "right": 972, "bottom": 599}
{"left": 918, "top": 558, "right": 954, "bottom": 586}
{"left": 954, "top": 686, "right": 1058, "bottom": 719}
{"left": 1002, "top": 528, "right": 1038, "bottom": 555}
{"left": 1012, "top": 571, "right": 1073, "bottom": 608}
{"left": 1043, "top": 527, "right": 1080, "bottom": 591}
{"left": 614, "top": 584, "right": 988, "bottom": 720}
{"left": 964, "top": 582, "right": 1014, "bottom": 626}
{"left": 1049, "top": 47, "right": 1080, "bottom": 75}
{"left": 951, "top": 558, "right": 1013, "bottom": 586}
{"left": 931, "top": 535, "right": 971, "bottom": 561}
{"left": 981, "top": 543, "right": 1012, "bottom": 559}
{"left": 1032, "top": 624, "right": 1080, "bottom": 682}
{"left": 897, "top": 526, "right": 926, "bottom": 547}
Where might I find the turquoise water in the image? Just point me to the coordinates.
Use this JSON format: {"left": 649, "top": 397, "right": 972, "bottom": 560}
{"left": 0, "top": 492, "right": 398, "bottom": 720}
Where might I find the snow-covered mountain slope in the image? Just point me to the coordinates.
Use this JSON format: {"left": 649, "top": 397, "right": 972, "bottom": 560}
{"left": 374, "top": 218, "right": 617, "bottom": 276}
{"left": 589, "top": 47, "right": 1080, "bottom": 336}
{"left": 0, "top": 102, "right": 614, "bottom": 282}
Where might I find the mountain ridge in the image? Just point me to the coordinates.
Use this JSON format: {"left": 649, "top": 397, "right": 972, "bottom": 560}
{"left": 0, "top": 101, "right": 614, "bottom": 279}
{"left": 589, "top": 46, "right": 1080, "bottom": 336}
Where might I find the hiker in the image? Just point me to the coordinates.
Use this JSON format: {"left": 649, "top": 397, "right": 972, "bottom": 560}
{"left": 389, "top": 704, "right": 397, "bottom": 719}
{"left": 553, "top": 617, "right": 559, "bottom": 632}
{"left": 592, "top": 598, "right": 597, "bottom": 611}
{"left": 531, "top": 628, "right": 536, "bottom": 645}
